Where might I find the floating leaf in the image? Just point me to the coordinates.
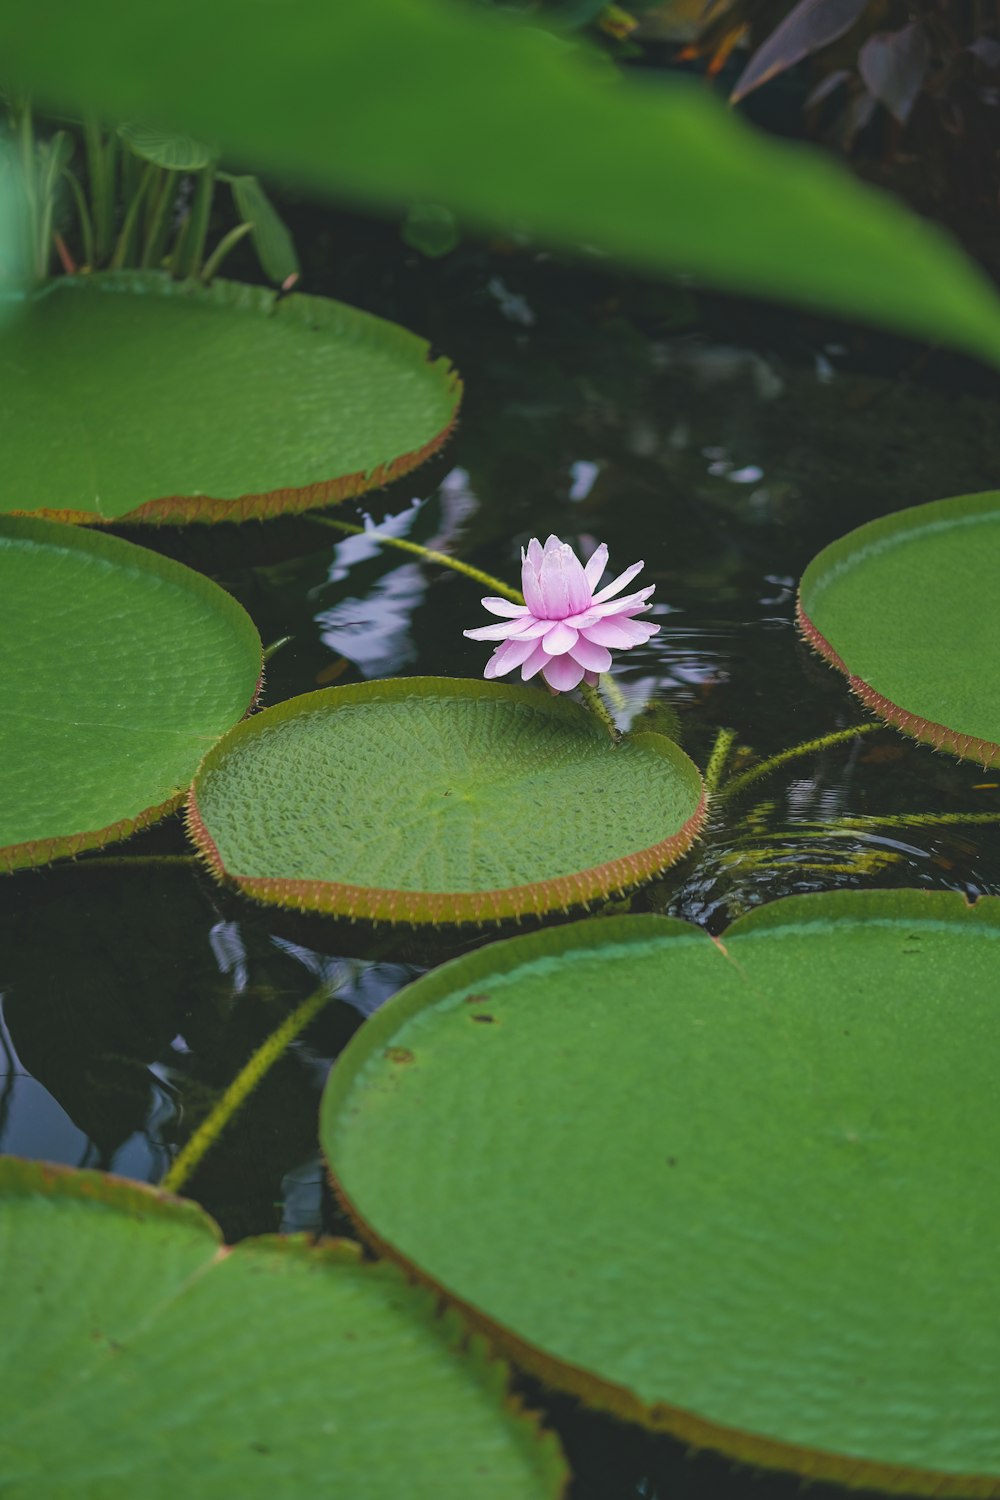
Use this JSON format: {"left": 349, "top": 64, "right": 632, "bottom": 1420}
{"left": 0, "top": 516, "right": 262, "bottom": 871}
{"left": 322, "top": 889, "right": 1000, "bottom": 1495}
{"left": 117, "top": 121, "right": 217, "bottom": 170}
{"left": 1, "top": 272, "right": 461, "bottom": 525}
{"left": 0, "top": 1159, "right": 567, "bottom": 1498}
{"left": 186, "top": 677, "right": 706, "bottom": 923}
{"left": 797, "top": 490, "right": 1000, "bottom": 767}
{"left": 4, "top": 0, "right": 1000, "bottom": 362}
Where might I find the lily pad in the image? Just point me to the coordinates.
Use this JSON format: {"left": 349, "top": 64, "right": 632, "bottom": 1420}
{"left": 1, "top": 272, "right": 461, "bottom": 524}
{"left": 0, "top": 516, "right": 261, "bottom": 871}
{"left": 0, "top": 1158, "right": 566, "bottom": 1498}
{"left": 797, "top": 491, "right": 1000, "bottom": 766}
{"left": 322, "top": 889, "right": 1000, "bottom": 1494}
{"left": 186, "top": 677, "right": 706, "bottom": 923}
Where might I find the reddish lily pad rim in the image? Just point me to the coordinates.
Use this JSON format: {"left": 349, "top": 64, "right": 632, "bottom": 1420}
{"left": 8, "top": 272, "right": 462, "bottom": 527}
{"left": 324, "top": 887, "right": 1000, "bottom": 1498}
{"left": 186, "top": 677, "right": 707, "bottom": 925}
{"left": 0, "top": 1157, "right": 569, "bottom": 1500}
{"left": 0, "top": 515, "right": 263, "bottom": 874}
{"left": 797, "top": 490, "right": 1000, "bottom": 769}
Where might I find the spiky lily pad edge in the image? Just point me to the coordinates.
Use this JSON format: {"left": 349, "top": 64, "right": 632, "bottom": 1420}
{"left": 185, "top": 781, "right": 707, "bottom": 927}
{"left": 0, "top": 789, "right": 188, "bottom": 875}
{"left": 796, "top": 597, "right": 1000, "bottom": 770}
{"left": 322, "top": 904, "right": 1000, "bottom": 1500}
{"left": 0, "top": 1158, "right": 570, "bottom": 1498}
{"left": 14, "top": 409, "right": 461, "bottom": 527}
{"left": 7, "top": 272, "right": 463, "bottom": 527}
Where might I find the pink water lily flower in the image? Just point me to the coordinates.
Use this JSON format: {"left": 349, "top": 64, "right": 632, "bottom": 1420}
{"left": 464, "top": 535, "right": 659, "bottom": 693}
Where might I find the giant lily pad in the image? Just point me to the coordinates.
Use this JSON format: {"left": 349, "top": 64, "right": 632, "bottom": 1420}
{"left": 0, "top": 516, "right": 261, "bottom": 871}
{"left": 322, "top": 889, "right": 1000, "bottom": 1494}
{"left": 798, "top": 491, "right": 1000, "bottom": 766}
{"left": 0, "top": 1159, "right": 566, "bottom": 1497}
{"left": 1, "top": 272, "right": 461, "bottom": 525}
{"left": 186, "top": 677, "right": 706, "bottom": 923}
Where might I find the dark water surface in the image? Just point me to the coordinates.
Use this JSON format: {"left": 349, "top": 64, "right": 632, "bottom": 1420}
{"left": 3, "top": 214, "right": 999, "bottom": 1498}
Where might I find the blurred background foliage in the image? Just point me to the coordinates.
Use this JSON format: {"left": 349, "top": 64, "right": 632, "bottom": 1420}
{"left": 1, "top": 0, "right": 1000, "bottom": 366}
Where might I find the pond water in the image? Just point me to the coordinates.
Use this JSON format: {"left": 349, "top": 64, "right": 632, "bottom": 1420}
{"left": 2, "top": 211, "right": 999, "bottom": 1497}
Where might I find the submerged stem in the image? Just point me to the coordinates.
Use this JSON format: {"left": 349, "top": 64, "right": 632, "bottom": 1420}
{"left": 160, "top": 983, "right": 335, "bottom": 1196}
{"left": 307, "top": 514, "right": 523, "bottom": 603}
{"left": 717, "top": 722, "right": 881, "bottom": 803}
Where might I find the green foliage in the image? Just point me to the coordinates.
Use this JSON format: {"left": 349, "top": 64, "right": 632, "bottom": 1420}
{"left": 0, "top": 1159, "right": 567, "bottom": 1498}
{"left": 798, "top": 491, "right": 1000, "bottom": 766}
{"left": 187, "top": 676, "right": 705, "bottom": 922}
{"left": 322, "top": 889, "right": 1000, "bottom": 1492}
{"left": 3, "top": 0, "right": 1000, "bottom": 359}
{"left": 0, "top": 273, "right": 461, "bottom": 524}
{"left": 0, "top": 516, "right": 261, "bottom": 870}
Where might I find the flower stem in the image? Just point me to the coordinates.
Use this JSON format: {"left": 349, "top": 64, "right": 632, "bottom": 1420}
{"left": 307, "top": 515, "right": 523, "bottom": 604}
{"left": 580, "top": 681, "right": 622, "bottom": 744}
{"left": 703, "top": 727, "right": 737, "bottom": 798}
{"left": 716, "top": 722, "right": 881, "bottom": 804}
{"left": 160, "top": 983, "right": 335, "bottom": 1196}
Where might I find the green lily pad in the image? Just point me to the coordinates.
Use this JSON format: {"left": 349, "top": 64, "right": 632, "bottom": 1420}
{"left": 322, "top": 889, "right": 1000, "bottom": 1494}
{"left": 0, "top": 516, "right": 261, "bottom": 871}
{"left": 1, "top": 272, "right": 461, "bottom": 525}
{"left": 0, "top": 1159, "right": 566, "bottom": 1498}
{"left": 798, "top": 491, "right": 1000, "bottom": 766}
{"left": 186, "top": 677, "right": 706, "bottom": 923}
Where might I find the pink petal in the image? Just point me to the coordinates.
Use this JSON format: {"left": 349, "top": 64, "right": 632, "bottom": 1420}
{"left": 541, "top": 653, "right": 585, "bottom": 692}
{"left": 513, "top": 617, "right": 552, "bottom": 640}
{"left": 538, "top": 543, "right": 589, "bottom": 618}
{"left": 585, "top": 585, "right": 655, "bottom": 620}
{"left": 486, "top": 636, "right": 542, "bottom": 676}
{"left": 569, "top": 636, "right": 612, "bottom": 673}
{"left": 542, "top": 620, "right": 578, "bottom": 655}
{"left": 580, "top": 617, "right": 652, "bottom": 649}
{"left": 590, "top": 559, "right": 644, "bottom": 604}
{"left": 583, "top": 543, "right": 608, "bottom": 590}
{"left": 464, "top": 621, "right": 523, "bottom": 642}
{"left": 521, "top": 538, "right": 546, "bottom": 616}
{"left": 583, "top": 670, "right": 599, "bottom": 687}
{"left": 519, "top": 642, "right": 551, "bottom": 681}
{"left": 481, "top": 597, "right": 528, "bottom": 619}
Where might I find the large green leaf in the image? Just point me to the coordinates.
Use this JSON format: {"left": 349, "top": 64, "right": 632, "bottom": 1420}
{"left": 186, "top": 677, "right": 706, "bottom": 923}
{"left": 1, "top": 272, "right": 461, "bottom": 524}
{"left": 798, "top": 491, "right": 1000, "bottom": 766}
{"left": 1, "top": 1, "right": 1000, "bottom": 362}
{"left": 0, "top": 517, "right": 261, "bottom": 871}
{"left": 0, "top": 1159, "right": 567, "bottom": 1498}
{"left": 322, "top": 889, "right": 1000, "bottom": 1494}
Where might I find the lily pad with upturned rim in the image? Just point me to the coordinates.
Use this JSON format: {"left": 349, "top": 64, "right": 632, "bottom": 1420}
{"left": 0, "top": 1158, "right": 567, "bottom": 1499}
{"left": 186, "top": 677, "right": 706, "bottom": 923}
{"left": 1, "top": 272, "right": 461, "bottom": 525}
{"left": 0, "top": 516, "right": 262, "bottom": 872}
{"left": 321, "top": 888, "right": 1000, "bottom": 1496}
{"left": 797, "top": 491, "right": 1000, "bottom": 766}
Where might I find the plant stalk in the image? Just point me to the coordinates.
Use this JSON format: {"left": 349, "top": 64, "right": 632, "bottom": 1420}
{"left": 716, "top": 722, "right": 881, "bottom": 803}
{"left": 160, "top": 983, "right": 335, "bottom": 1195}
